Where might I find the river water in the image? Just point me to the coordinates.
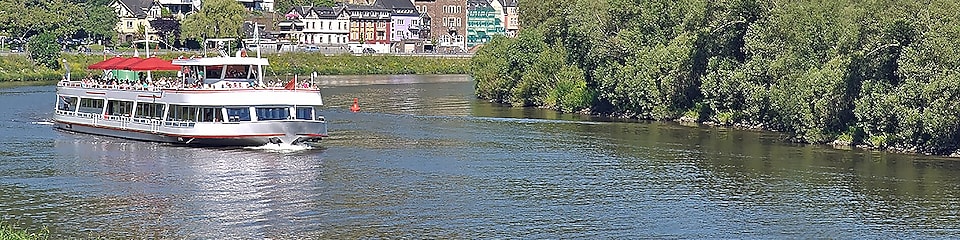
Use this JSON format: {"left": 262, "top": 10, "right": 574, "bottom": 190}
{"left": 2, "top": 75, "right": 960, "bottom": 238}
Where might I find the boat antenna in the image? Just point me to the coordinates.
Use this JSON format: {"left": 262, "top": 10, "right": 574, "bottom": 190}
{"left": 144, "top": 29, "right": 153, "bottom": 81}
{"left": 255, "top": 22, "right": 261, "bottom": 58}
{"left": 62, "top": 59, "right": 70, "bottom": 81}
{"left": 255, "top": 22, "right": 264, "bottom": 86}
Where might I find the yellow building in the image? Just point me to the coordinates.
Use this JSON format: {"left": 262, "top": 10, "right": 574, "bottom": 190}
{"left": 111, "top": 0, "right": 163, "bottom": 43}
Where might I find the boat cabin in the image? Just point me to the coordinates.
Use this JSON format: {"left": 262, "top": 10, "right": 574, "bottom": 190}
{"left": 173, "top": 57, "right": 268, "bottom": 89}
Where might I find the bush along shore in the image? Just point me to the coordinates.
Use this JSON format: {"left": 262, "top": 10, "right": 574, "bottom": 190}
{"left": 0, "top": 222, "right": 47, "bottom": 240}
{"left": 472, "top": 0, "right": 960, "bottom": 156}
{"left": 0, "top": 53, "right": 470, "bottom": 82}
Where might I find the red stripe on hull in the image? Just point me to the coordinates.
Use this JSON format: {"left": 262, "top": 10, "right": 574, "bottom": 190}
{"left": 166, "top": 133, "right": 286, "bottom": 139}
{"left": 54, "top": 120, "right": 296, "bottom": 139}
{"left": 163, "top": 89, "right": 321, "bottom": 94}
{"left": 55, "top": 120, "right": 317, "bottom": 139}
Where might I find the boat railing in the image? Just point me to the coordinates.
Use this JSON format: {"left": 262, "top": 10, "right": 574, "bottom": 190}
{"left": 59, "top": 80, "right": 328, "bottom": 93}
{"left": 57, "top": 109, "right": 196, "bottom": 129}
{"left": 163, "top": 120, "right": 196, "bottom": 128}
{"left": 58, "top": 81, "right": 162, "bottom": 92}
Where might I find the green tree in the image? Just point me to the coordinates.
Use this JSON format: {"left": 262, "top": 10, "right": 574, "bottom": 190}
{"left": 81, "top": 4, "right": 119, "bottom": 44}
{"left": 0, "top": 0, "right": 80, "bottom": 40}
{"left": 472, "top": 35, "right": 518, "bottom": 102}
{"left": 28, "top": 32, "right": 61, "bottom": 69}
{"left": 181, "top": 0, "right": 248, "bottom": 40}
{"left": 471, "top": 0, "right": 960, "bottom": 153}
{"left": 275, "top": 0, "right": 335, "bottom": 14}
{"left": 0, "top": 0, "right": 111, "bottom": 46}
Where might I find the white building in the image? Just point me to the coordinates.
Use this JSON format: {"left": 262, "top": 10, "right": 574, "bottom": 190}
{"left": 302, "top": 6, "right": 350, "bottom": 45}
{"left": 280, "top": 6, "right": 350, "bottom": 46}
{"left": 236, "top": 0, "right": 274, "bottom": 12}
{"left": 158, "top": 0, "right": 275, "bottom": 14}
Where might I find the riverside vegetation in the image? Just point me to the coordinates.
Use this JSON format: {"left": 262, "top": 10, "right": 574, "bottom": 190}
{"left": 0, "top": 53, "right": 469, "bottom": 82}
{"left": 0, "top": 222, "right": 47, "bottom": 240}
{"left": 471, "top": 0, "right": 960, "bottom": 155}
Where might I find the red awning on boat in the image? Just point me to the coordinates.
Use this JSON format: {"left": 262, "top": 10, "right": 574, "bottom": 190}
{"left": 126, "top": 57, "right": 180, "bottom": 71}
{"left": 86, "top": 56, "right": 127, "bottom": 70}
{"left": 101, "top": 57, "right": 144, "bottom": 70}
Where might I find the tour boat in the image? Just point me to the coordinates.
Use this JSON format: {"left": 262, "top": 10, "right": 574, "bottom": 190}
{"left": 53, "top": 54, "right": 328, "bottom": 147}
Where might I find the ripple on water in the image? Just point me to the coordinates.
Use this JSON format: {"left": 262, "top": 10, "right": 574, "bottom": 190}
{"left": 5, "top": 80, "right": 960, "bottom": 238}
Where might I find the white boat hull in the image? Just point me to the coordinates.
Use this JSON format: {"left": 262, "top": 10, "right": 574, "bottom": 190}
{"left": 54, "top": 85, "right": 328, "bottom": 147}
{"left": 53, "top": 114, "right": 327, "bottom": 146}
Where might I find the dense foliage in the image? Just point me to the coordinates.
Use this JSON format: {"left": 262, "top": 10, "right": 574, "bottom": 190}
{"left": 0, "top": 222, "right": 47, "bottom": 240}
{"left": 181, "top": 0, "right": 248, "bottom": 40}
{"left": 0, "top": 0, "right": 117, "bottom": 42}
{"left": 27, "top": 33, "right": 62, "bottom": 70}
{"left": 274, "top": 0, "right": 335, "bottom": 14}
{"left": 471, "top": 0, "right": 960, "bottom": 155}
{"left": 0, "top": 0, "right": 117, "bottom": 68}
{"left": 151, "top": 18, "right": 182, "bottom": 46}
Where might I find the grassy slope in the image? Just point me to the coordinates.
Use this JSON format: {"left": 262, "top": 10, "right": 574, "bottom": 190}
{"left": 0, "top": 53, "right": 470, "bottom": 82}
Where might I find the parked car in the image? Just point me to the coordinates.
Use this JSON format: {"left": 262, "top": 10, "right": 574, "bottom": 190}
{"left": 362, "top": 48, "right": 376, "bottom": 54}
{"left": 303, "top": 45, "right": 320, "bottom": 52}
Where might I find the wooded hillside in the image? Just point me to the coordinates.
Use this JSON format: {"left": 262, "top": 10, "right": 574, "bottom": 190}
{"left": 471, "top": 0, "right": 960, "bottom": 155}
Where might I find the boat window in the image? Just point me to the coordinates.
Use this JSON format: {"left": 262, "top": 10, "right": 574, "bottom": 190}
{"left": 106, "top": 100, "right": 134, "bottom": 116}
{"left": 255, "top": 107, "right": 290, "bottom": 121}
{"left": 167, "top": 104, "right": 198, "bottom": 122}
{"left": 198, "top": 107, "right": 223, "bottom": 122}
{"left": 57, "top": 96, "right": 78, "bottom": 111}
{"left": 77, "top": 98, "right": 105, "bottom": 114}
{"left": 295, "top": 107, "right": 314, "bottom": 120}
{"left": 226, "top": 107, "right": 251, "bottom": 122}
{"left": 205, "top": 66, "right": 222, "bottom": 79}
{"left": 225, "top": 65, "right": 250, "bottom": 79}
{"left": 135, "top": 102, "right": 165, "bottom": 119}
{"left": 185, "top": 66, "right": 203, "bottom": 81}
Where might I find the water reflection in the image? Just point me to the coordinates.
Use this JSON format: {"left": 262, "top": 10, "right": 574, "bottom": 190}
{"left": 30, "top": 137, "right": 328, "bottom": 238}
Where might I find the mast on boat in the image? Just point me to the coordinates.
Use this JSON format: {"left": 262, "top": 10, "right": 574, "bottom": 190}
{"left": 255, "top": 22, "right": 264, "bottom": 86}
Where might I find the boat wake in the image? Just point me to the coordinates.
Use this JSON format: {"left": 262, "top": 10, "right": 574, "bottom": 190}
{"left": 244, "top": 143, "right": 313, "bottom": 152}
{"left": 31, "top": 121, "right": 54, "bottom": 125}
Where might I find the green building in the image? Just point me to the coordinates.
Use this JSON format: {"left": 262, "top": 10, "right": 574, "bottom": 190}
{"left": 466, "top": 0, "right": 505, "bottom": 48}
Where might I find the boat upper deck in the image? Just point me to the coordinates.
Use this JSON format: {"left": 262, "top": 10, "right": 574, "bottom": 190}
{"left": 58, "top": 77, "right": 320, "bottom": 93}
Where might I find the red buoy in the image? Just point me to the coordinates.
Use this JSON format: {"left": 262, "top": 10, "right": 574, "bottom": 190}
{"left": 350, "top": 98, "right": 361, "bottom": 112}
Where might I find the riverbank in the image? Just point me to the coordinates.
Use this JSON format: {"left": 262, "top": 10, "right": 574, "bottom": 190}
{"left": 0, "top": 80, "right": 58, "bottom": 89}
{"left": 472, "top": 0, "right": 960, "bottom": 156}
{"left": 0, "top": 53, "right": 470, "bottom": 82}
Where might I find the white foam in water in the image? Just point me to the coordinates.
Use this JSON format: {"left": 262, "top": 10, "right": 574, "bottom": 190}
{"left": 244, "top": 143, "right": 313, "bottom": 152}
{"left": 32, "top": 121, "right": 54, "bottom": 125}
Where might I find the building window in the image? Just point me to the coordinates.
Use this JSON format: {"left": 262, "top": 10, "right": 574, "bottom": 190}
{"left": 127, "top": 21, "right": 133, "bottom": 29}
